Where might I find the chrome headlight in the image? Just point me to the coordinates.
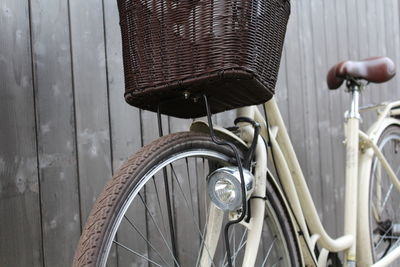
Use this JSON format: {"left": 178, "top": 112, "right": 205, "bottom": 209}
{"left": 207, "top": 167, "right": 254, "bottom": 211}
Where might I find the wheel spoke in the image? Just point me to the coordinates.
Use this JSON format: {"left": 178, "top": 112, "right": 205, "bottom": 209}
{"left": 233, "top": 228, "right": 236, "bottom": 266}
{"left": 388, "top": 236, "right": 400, "bottom": 253}
{"left": 270, "top": 257, "right": 283, "bottom": 267}
{"left": 223, "top": 229, "right": 248, "bottom": 267}
{"left": 381, "top": 184, "right": 394, "bottom": 212}
{"left": 261, "top": 236, "right": 277, "bottom": 267}
{"left": 170, "top": 163, "right": 217, "bottom": 267}
{"left": 379, "top": 164, "right": 400, "bottom": 214}
{"left": 375, "top": 214, "right": 394, "bottom": 249}
{"left": 170, "top": 164, "right": 201, "bottom": 226}
{"left": 162, "top": 167, "right": 180, "bottom": 266}
{"left": 195, "top": 159, "right": 201, "bottom": 217}
{"left": 152, "top": 176, "right": 168, "bottom": 235}
{"left": 371, "top": 132, "right": 400, "bottom": 262}
{"left": 123, "top": 215, "right": 171, "bottom": 267}
{"left": 223, "top": 228, "right": 236, "bottom": 265}
{"left": 77, "top": 135, "right": 295, "bottom": 266}
{"left": 113, "top": 240, "right": 163, "bottom": 267}
{"left": 195, "top": 219, "right": 209, "bottom": 267}
{"left": 138, "top": 192, "right": 181, "bottom": 267}
{"left": 185, "top": 158, "right": 196, "bottom": 213}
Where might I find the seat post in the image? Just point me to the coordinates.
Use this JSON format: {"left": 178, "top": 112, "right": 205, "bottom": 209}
{"left": 343, "top": 80, "right": 363, "bottom": 266}
{"left": 346, "top": 81, "right": 363, "bottom": 120}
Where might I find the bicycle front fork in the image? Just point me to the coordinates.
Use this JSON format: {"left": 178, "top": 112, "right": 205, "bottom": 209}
{"left": 202, "top": 96, "right": 268, "bottom": 267}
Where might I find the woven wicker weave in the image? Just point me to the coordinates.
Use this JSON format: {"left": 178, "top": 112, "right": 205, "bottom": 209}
{"left": 118, "top": 0, "right": 290, "bottom": 118}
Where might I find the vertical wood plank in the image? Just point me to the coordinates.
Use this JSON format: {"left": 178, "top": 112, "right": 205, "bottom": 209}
{"left": 355, "top": 0, "right": 373, "bottom": 124}
{"left": 2, "top": 1, "right": 400, "bottom": 265}
{"left": 326, "top": 0, "right": 345, "bottom": 238}
{"left": 215, "top": 110, "right": 237, "bottom": 129}
{"left": 297, "top": 0, "right": 323, "bottom": 218}
{"left": 102, "top": 0, "right": 145, "bottom": 264}
{"left": 29, "top": 0, "right": 81, "bottom": 265}
{"left": 309, "top": 0, "right": 336, "bottom": 236}
{"left": 275, "top": 52, "right": 290, "bottom": 128}
{"left": 68, "top": 0, "right": 112, "bottom": 222}
{"left": 374, "top": 1, "right": 389, "bottom": 105}
{"left": 103, "top": 0, "right": 142, "bottom": 171}
{"left": 323, "top": 0, "right": 344, "bottom": 237}
{"left": 355, "top": 0, "right": 377, "bottom": 132}
{"left": 345, "top": 0, "right": 360, "bottom": 61}
{"left": 0, "top": 0, "right": 43, "bottom": 266}
{"left": 391, "top": 0, "right": 400, "bottom": 101}
{"left": 283, "top": 0, "right": 309, "bottom": 179}
{"left": 365, "top": 0, "right": 381, "bottom": 114}
{"left": 169, "top": 117, "right": 192, "bottom": 133}
{"left": 332, "top": 0, "right": 350, "bottom": 235}
{"left": 383, "top": 0, "right": 400, "bottom": 102}
{"left": 68, "top": 0, "right": 120, "bottom": 264}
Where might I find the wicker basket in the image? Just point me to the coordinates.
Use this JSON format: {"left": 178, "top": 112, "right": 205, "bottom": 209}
{"left": 118, "top": 0, "right": 290, "bottom": 118}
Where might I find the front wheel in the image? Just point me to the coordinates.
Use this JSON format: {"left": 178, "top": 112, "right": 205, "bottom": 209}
{"left": 73, "top": 132, "right": 300, "bottom": 266}
{"left": 369, "top": 125, "right": 400, "bottom": 264}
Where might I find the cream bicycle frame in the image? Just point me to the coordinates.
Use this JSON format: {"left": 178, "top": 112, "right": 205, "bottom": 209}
{"left": 194, "top": 95, "right": 400, "bottom": 266}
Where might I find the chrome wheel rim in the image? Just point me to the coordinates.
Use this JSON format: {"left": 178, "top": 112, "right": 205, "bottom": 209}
{"left": 99, "top": 148, "right": 292, "bottom": 266}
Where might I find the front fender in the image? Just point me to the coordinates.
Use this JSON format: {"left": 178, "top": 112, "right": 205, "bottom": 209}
{"left": 190, "top": 120, "right": 248, "bottom": 148}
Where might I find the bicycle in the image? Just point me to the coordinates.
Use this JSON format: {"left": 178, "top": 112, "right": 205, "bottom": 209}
{"left": 72, "top": 55, "right": 400, "bottom": 266}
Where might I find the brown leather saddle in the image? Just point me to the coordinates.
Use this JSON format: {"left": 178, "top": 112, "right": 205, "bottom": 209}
{"left": 326, "top": 57, "right": 396, "bottom": 89}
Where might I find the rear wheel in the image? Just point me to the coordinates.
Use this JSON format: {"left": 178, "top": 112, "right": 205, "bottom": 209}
{"left": 73, "top": 132, "right": 300, "bottom": 266}
{"left": 369, "top": 125, "right": 400, "bottom": 264}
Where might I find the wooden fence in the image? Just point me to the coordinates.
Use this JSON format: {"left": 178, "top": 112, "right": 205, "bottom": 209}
{"left": 1, "top": 0, "right": 400, "bottom": 266}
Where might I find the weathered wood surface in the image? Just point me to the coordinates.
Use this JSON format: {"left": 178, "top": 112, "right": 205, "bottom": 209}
{"left": 1, "top": 0, "right": 400, "bottom": 265}
{"left": 0, "top": 1, "right": 43, "bottom": 266}
{"left": 29, "top": 0, "right": 81, "bottom": 265}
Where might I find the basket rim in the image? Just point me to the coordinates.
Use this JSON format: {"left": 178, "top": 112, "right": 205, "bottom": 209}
{"left": 123, "top": 66, "right": 273, "bottom": 96}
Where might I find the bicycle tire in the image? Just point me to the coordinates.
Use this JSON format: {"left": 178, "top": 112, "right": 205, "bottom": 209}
{"left": 73, "top": 131, "right": 300, "bottom": 267}
{"left": 368, "top": 125, "right": 400, "bottom": 265}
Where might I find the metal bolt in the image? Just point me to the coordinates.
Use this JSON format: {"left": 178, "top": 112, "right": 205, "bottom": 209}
{"left": 183, "top": 91, "right": 190, "bottom": 99}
